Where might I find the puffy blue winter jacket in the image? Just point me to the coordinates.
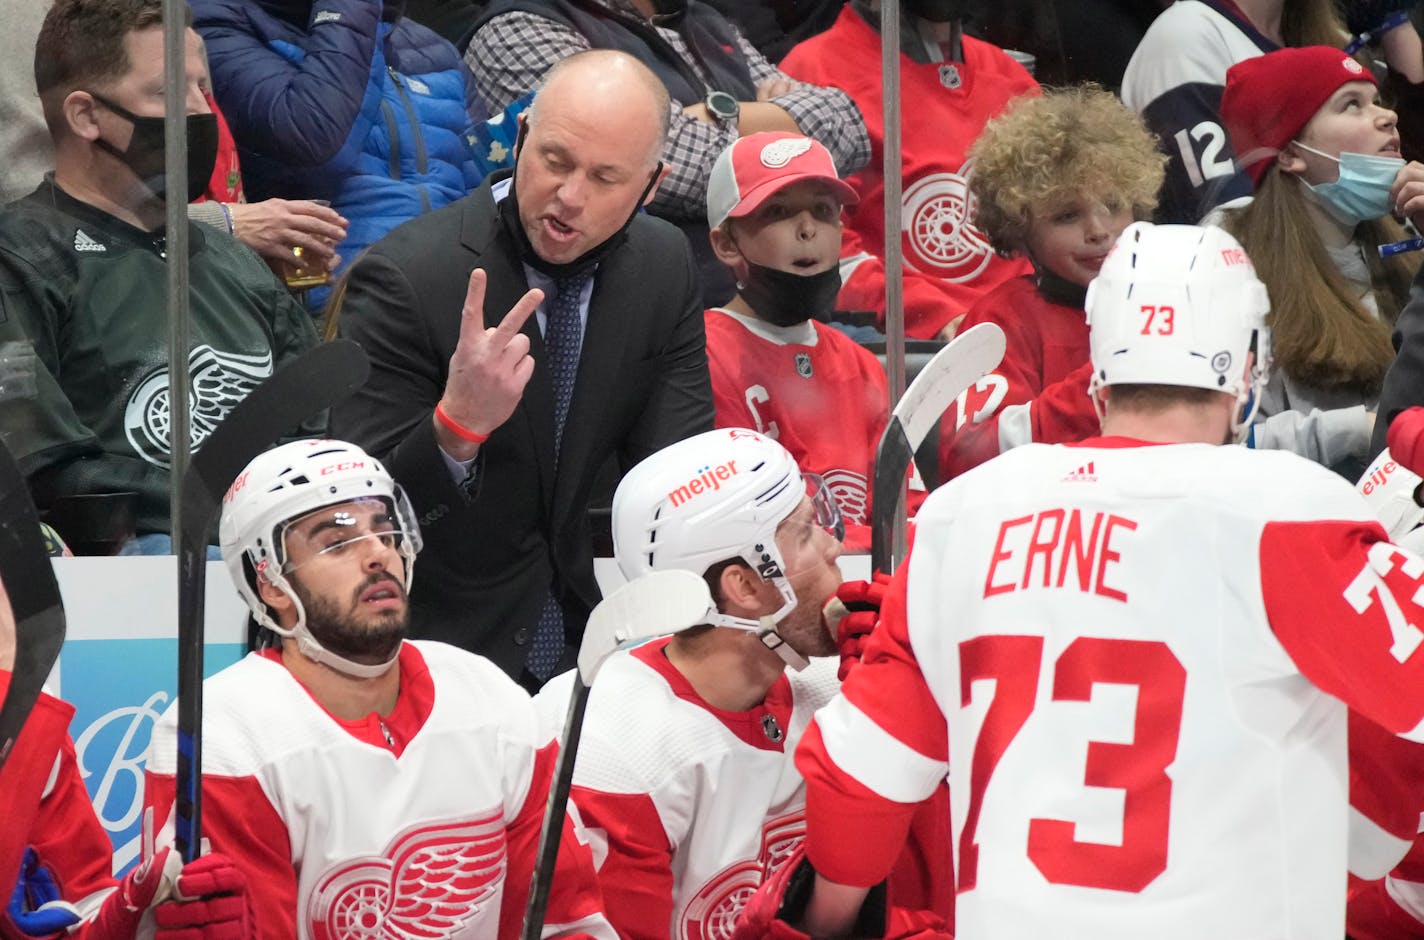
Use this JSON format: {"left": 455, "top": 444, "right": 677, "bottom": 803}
{"left": 192, "top": 0, "right": 485, "bottom": 304}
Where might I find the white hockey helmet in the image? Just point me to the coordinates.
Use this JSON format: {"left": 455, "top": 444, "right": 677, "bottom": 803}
{"left": 1085, "top": 222, "right": 1272, "bottom": 440}
{"left": 611, "top": 428, "right": 842, "bottom": 669}
{"left": 219, "top": 439, "right": 422, "bottom": 678}
{"left": 1359, "top": 447, "right": 1424, "bottom": 543}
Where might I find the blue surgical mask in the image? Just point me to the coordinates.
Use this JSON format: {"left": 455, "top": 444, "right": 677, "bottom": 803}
{"left": 1294, "top": 142, "right": 1404, "bottom": 226}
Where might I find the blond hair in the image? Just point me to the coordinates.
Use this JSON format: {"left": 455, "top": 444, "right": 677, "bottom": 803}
{"left": 969, "top": 85, "right": 1166, "bottom": 258}
{"left": 1220, "top": 168, "right": 1413, "bottom": 393}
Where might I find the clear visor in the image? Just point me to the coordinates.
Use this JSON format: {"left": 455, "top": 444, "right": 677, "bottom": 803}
{"left": 803, "top": 472, "right": 845, "bottom": 543}
{"left": 276, "top": 491, "right": 423, "bottom": 578}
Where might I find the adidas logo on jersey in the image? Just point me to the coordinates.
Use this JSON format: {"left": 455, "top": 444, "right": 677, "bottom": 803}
{"left": 73, "top": 229, "right": 106, "bottom": 253}
{"left": 1062, "top": 461, "right": 1097, "bottom": 483}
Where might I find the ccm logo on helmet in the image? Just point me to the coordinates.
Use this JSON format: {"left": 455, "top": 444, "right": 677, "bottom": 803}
{"left": 320, "top": 461, "right": 366, "bottom": 475}
{"left": 668, "top": 461, "right": 740, "bottom": 507}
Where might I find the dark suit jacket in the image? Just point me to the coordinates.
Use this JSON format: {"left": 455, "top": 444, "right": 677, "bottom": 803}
{"left": 332, "top": 174, "right": 714, "bottom": 677}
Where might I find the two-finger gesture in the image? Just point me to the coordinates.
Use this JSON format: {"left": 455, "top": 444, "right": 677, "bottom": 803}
{"left": 435, "top": 269, "right": 542, "bottom": 459}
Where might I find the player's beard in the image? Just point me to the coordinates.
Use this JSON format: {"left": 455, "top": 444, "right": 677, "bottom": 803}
{"left": 774, "top": 597, "right": 840, "bottom": 659}
{"left": 295, "top": 572, "right": 409, "bottom": 666}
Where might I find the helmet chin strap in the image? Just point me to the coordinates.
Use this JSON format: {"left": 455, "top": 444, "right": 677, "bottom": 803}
{"left": 266, "top": 580, "right": 401, "bottom": 680}
{"left": 703, "top": 577, "right": 810, "bottom": 671}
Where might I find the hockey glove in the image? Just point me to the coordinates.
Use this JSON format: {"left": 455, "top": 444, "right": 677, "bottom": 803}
{"left": 823, "top": 573, "right": 891, "bottom": 682}
{"left": 730, "top": 846, "right": 887, "bottom": 940}
{"left": 5, "top": 847, "right": 81, "bottom": 938}
{"left": 85, "top": 845, "right": 182, "bottom": 940}
{"left": 153, "top": 853, "right": 252, "bottom": 940}
{"left": 1387, "top": 406, "right": 1424, "bottom": 480}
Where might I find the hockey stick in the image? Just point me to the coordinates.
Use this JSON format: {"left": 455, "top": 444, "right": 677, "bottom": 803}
{"left": 870, "top": 322, "right": 1006, "bottom": 575}
{"left": 0, "top": 439, "right": 65, "bottom": 771}
{"left": 521, "top": 569, "right": 713, "bottom": 940}
{"left": 174, "top": 339, "right": 369, "bottom": 862}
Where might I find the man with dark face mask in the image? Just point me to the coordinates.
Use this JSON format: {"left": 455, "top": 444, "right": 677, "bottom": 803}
{"left": 779, "top": 0, "right": 1040, "bottom": 341}
{"left": 332, "top": 50, "right": 715, "bottom": 691}
{"left": 702, "top": 132, "right": 892, "bottom": 547}
{"left": 0, "top": 0, "right": 319, "bottom": 556}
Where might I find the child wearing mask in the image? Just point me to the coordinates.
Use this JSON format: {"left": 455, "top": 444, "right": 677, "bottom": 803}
{"left": 938, "top": 85, "right": 1166, "bottom": 479}
{"left": 703, "top": 133, "right": 889, "bottom": 542}
{"left": 1217, "top": 45, "right": 1424, "bottom": 478}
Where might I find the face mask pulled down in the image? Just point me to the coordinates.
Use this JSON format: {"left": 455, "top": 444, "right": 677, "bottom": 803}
{"left": 90, "top": 92, "right": 219, "bottom": 205}
{"left": 1294, "top": 141, "right": 1404, "bottom": 227}
{"left": 738, "top": 260, "right": 842, "bottom": 328}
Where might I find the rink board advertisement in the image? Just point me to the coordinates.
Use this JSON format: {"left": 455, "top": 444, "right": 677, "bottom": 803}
{"left": 49, "top": 557, "right": 247, "bottom": 873}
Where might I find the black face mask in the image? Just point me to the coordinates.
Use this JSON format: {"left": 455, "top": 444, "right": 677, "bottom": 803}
{"left": 903, "top": 0, "right": 973, "bottom": 22}
{"left": 649, "top": 0, "right": 687, "bottom": 23}
{"left": 89, "top": 93, "right": 219, "bottom": 204}
{"left": 739, "top": 261, "right": 842, "bottom": 328}
{"left": 498, "top": 120, "right": 663, "bottom": 279}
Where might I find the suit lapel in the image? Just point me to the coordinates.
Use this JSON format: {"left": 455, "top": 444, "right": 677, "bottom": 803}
{"left": 460, "top": 190, "right": 557, "bottom": 507}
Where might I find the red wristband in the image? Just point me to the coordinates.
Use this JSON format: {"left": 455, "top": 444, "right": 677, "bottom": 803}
{"left": 434, "top": 402, "right": 490, "bottom": 444}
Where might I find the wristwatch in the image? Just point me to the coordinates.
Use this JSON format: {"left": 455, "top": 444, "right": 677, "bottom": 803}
{"left": 705, "top": 90, "right": 740, "bottom": 124}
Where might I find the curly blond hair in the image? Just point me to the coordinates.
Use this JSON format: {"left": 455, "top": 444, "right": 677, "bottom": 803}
{"left": 969, "top": 85, "right": 1166, "bottom": 258}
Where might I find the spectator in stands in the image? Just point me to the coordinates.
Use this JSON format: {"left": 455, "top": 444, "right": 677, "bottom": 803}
{"left": 0, "top": 0, "right": 320, "bottom": 555}
{"left": 1215, "top": 45, "right": 1422, "bottom": 478}
{"left": 191, "top": 0, "right": 486, "bottom": 308}
{"left": 0, "top": 0, "right": 349, "bottom": 274}
{"left": 1121, "top": 0, "right": 1424, "bottom": 225}
{"left": 939, "top": 85, "right": 1164, "bottom": 479}
{"left": 700, "top": 0, "right": 845, "bottom": 63}
{"left": 331, "top": 51, "right": 714, "bottom": 688}
{"left": 779, "top": 0, "right": 1039, "bottom": 340}
{"left": 702, "top": 131, "right": 888, "bottom": 544}
{"left": 464, "top": 0, "right": 870, "bottom": 305}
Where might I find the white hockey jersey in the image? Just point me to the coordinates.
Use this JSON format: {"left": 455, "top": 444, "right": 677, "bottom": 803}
{"left": 1121, "top": 0, "right": 1273, "bottom": 223}
{"left": 798, "top": 437, "right": 1424, "bottom": 940}
{"left": 143, "top": 642, "right": 613, "bottom": 940}
{"left": 568, "top": 639, "right": 841, "bottom": 940}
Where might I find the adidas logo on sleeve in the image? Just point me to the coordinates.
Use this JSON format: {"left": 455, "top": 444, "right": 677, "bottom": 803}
{"left": 73, "top": 229, "right": 106, "bottom": 253}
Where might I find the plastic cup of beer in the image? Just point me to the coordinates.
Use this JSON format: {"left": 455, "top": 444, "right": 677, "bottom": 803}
{"left": 284, "top": 199, "right": 334, "bottom": 290}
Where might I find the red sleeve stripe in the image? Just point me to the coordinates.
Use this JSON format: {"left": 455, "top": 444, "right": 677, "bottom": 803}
{"left": 816, "top": 696, "right": 948, "bottom": 804}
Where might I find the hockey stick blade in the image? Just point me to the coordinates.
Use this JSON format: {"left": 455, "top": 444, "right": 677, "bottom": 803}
{"left": 175, "top": 339, "right": 369, "bottom": 862}
{"left": 871, "top": 322, "right": 1006, "bottom": 574}
{"left": 0, "top": 440, "right": 65, "bottom": 771}
{"left": 522, "top": 570, "right": 712, "bottom": 940}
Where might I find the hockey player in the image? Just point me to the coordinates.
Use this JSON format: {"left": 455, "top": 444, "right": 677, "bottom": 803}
{"left": 0, "top": 575, "right": 250, "bottom": 940}
{"left": 703, "top": 132, "right": 890, "bottom": 540}
{"left": 140, "top": 439, "right": 615, "bottom": 940}
{"left": 778, "top": 0, "right": 1038, "bottom": 340}
{"left": 557, "top": 427, "right": 846, "bottom": 939}
{"left": 738, "top": 223, "right": 1424, "bottom": 939}
{"left": 939, "top": 84, "right": 1166, "bottom": 480}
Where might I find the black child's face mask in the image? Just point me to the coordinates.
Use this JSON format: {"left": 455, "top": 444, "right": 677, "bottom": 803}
{"left": 736, "top": 256, "right": 842, "bottom": 327}
{"left": 89, "top": 92, "right": 219, "bottom": 204}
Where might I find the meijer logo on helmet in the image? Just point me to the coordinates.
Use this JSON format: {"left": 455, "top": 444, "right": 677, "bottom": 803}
{"left": 668, "top": 461, "right": 741, "bottom": 507}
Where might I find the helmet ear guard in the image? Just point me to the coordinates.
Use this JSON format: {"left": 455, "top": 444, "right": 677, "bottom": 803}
{"left": 1084, "top": 222, "right": 1272, "bottom": 442}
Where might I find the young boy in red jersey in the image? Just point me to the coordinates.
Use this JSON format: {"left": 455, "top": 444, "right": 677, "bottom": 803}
{"left": 704, "top": 132, "right": 895, "bottom": 547}
{"left": 939, "top": 85, "right": 1166, "bottom": 480}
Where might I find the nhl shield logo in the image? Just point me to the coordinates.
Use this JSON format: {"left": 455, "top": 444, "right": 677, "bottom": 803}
{"left": 795, "top": 352, "right": 813, "bottom": 378}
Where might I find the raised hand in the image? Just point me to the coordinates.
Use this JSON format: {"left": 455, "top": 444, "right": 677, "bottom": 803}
{"left": 435, "top": 269, "right": 543, "bottom": 460}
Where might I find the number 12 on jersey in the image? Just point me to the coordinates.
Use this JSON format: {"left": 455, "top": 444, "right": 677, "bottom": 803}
{"left": 958, "top": 636, "right": 1186, "bottom": 894}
